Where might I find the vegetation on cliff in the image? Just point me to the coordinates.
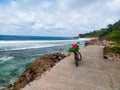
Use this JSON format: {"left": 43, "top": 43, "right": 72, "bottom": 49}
{"left": 79, "top": 20, "right": 120, "bottom": 54}
{"left": 79, "top": 20, "right": 120, "bottom": 42}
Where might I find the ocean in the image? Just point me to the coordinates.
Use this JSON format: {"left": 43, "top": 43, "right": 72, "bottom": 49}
{"left": 0, "top": 35, "right": 89, "bottom": 90}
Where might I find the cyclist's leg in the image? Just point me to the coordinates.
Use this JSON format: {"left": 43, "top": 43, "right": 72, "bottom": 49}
{"left": 78, "top": 51, "right": 82, "bottom": 61}
{"left": 74, "top": 52, "right": 79, "bottom": 67}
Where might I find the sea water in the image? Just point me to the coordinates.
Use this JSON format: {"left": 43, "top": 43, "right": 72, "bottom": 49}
{"left": 0, "top": 35, "right": 89, "bottom": 90}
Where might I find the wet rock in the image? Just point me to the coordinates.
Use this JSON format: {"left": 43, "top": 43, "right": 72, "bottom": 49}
{"left": 7, "top": 84, "right": 13, "bottom": 89}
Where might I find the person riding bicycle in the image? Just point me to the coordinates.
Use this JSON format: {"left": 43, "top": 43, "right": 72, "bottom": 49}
{"left": 68, "top": 43, "right": 82, "bottom": 67}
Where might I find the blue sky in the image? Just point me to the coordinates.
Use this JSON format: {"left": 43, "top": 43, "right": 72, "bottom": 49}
{"left": 0, "top": 0, "right": 120, "bottom": 36}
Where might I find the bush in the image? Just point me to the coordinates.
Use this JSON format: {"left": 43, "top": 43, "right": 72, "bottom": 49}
{"left": 105, "top": 46, "right": 120, "bottom": 54}
{"left": 110, "top": 47, "right": 120, "bottom": 54}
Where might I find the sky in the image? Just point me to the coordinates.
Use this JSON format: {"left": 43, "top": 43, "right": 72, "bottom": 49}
{"left": 0, "top": 0, "right": 120, "bottom": 36}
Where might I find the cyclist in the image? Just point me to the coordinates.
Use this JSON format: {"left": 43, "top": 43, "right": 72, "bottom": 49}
{"left": 68, "top": 43, "right": 82, "bottom": 67}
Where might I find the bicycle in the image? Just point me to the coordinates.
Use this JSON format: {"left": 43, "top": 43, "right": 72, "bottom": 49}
{"left": 68, "top": 43, "right": 82, "bottom": 67}
{"left": 74, "top": 51, "right": 82, "bottom": 67}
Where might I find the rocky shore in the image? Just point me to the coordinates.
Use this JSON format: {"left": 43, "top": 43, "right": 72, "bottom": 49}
{"left": 85, "top": 39, "right": 115, "bottom": 46}
{"left": 86, "top": 39, "right": 120, "bottom": 61}
{"left": 13, "top": 39, "right": 119, "bottom": 90}
{"left": 13, "top": 53, "right": 66, "bottom": 90}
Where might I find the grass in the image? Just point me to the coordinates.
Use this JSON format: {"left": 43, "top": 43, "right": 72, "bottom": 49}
{"left": 106, "top": 46, "right": 120, "bottom": 54}
{"left": 115, "top": 43, "right": 120, "bottom": 47}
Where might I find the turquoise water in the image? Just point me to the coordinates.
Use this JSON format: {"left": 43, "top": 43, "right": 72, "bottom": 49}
{"left": 0, "top": 36, "right": 88, "bottom": 90}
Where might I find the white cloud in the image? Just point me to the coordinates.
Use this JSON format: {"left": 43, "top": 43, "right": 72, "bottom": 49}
{"left": 0, "top": 0, "right": 120, "bottom": 36}
{"left": 105, "top": 0, "right": 120, "bottom": 13}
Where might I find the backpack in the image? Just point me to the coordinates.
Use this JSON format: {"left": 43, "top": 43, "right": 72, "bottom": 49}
{"left": 69, "top": 44, "right": 79, "bottom": 52}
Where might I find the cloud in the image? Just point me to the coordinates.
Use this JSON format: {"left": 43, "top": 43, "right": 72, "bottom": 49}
{"left": 0, "top": 0, "right": 120, "bottom": 36}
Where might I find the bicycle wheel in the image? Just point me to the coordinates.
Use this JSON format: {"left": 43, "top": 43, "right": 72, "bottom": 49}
{"left": 74, "top": 53, "right": 79, "bottom": 67}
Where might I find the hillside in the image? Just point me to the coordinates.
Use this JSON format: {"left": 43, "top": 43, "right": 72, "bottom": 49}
{"left": 79, "top": 20, "right": 120, "bottom": 54}
{"left": 79, "top": 20, "right": 120, "bottom": 42}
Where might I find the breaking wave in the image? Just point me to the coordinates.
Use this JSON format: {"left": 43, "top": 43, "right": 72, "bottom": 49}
{"left": 0, "top": 55, "right": 14, "bottom": 61}
{"left": 0, "top": 38, "right": 89, "bottom": 51}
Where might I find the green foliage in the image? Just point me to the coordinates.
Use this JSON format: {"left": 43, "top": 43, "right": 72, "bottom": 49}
{"left": 104, "top": 31, "right": 120, "bottom": 42}
{"left": 69, "top": 47, "right": 79, "bottom": 52}
{"left": 105, "top": 46, "right": 120, "bottom": 54}
{"left": 79, "top": 20, "right": 120, "bottom": 54}
{"left": 79, "top": 20, "right": 120, "bottom": 43}
{"left": 115, "top": 43, "right": 120, "bottom": 47}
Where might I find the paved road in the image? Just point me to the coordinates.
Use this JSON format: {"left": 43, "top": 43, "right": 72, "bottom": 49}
{"left": 22, "top": 45, "right": 120, "bottom": 90}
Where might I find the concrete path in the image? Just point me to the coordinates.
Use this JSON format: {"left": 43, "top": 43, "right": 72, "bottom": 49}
{"left": 22, "top": 45, "right": 120, "bottom": 90}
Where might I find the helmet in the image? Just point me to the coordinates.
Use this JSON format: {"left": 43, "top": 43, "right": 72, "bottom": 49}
{"left": 72, "top": 44, "right": 79, "bottom": 48}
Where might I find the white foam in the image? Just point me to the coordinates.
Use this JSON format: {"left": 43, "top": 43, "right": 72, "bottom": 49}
{"left": 0, "top": 38, "right": 89, "bottom": 51}
{"left": 0, "top": 38, "right": 89, "bottom": 43}
{"left": 0, "top": 55, "right": 14, "bottom": 61}
{"left": 0, "top": 43, "right": 72, "bottom": 51}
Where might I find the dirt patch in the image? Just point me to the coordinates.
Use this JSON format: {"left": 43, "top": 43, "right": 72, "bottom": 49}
{"left": 13, "top": 53, "right": 66, "bottom": 90}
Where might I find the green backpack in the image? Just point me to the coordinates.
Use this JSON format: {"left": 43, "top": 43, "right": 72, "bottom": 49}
{"left": 69, "top": 47, "right": 79, "bottom": 52}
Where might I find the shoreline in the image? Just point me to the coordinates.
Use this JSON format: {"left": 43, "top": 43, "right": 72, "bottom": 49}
{"left": 12, "top": 39, "right": 87, "bottom": 90}
{"left": 21, "top": 45, "right": 120, "bottom": 90}
{"left": 13, "top": 38, "right": 120, "bottom": 90}
{"left": 0, "top": 38, "right": 86, "bottom": 90}
{"left": 13, "top": 53, "right": 66, "bottom": 90}
{"left": 0, "top": 38, "right": 87, "bottom": 90}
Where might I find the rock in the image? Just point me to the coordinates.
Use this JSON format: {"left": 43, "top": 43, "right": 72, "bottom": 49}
{"left": 104, "top": 48, "right": 120, "bottom": 61}
{"left": 0, "top": 80, "right": 5, "bottom": 83}
{"left": 88, "top": 39, "right": 116, "bottom": 47}
{"left": 88, "top": 39, "right": 119, "bottom": 61}
{"left": 58, "top": 56, "right": 63, "bottom": 60}
{"left": 7, "top": 84, "right": 13, "bottom": 90}
{"left": 13, "top": 52, "right": 65, "bottom": 90}
{"left": 104, "top": 55, "right": 108, "bottom": 59}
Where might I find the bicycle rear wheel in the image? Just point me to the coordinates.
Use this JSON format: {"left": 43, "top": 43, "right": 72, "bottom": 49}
{"left": 74, "top": 53, "right": 79, "bottom": 67}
